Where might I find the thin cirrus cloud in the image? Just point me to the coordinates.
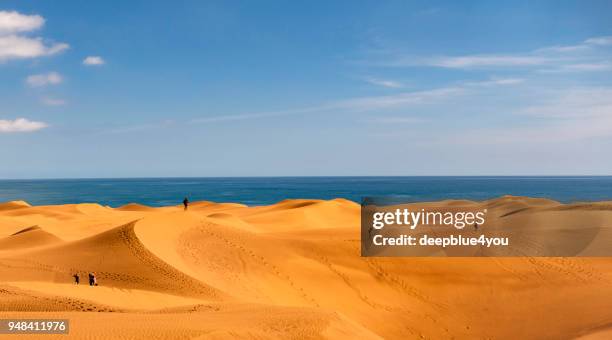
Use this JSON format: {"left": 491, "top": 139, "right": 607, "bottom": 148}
{"left": 26, "top": 71, "right": 62, "bottom": 87}
{"left": 375, "top": 36, "right": 612, "bottom": 71}
{"left": 364, "top": 77, "right": 404, "bottom": 88}
{"left": 111, "top": 74, "right": 610, "bottom": 145}
{"left": 368, "top": 116, "right": 425, "bottom": 124}
{"left": 0, "top": 11, "right": 68, "bottom": 62}
{"left": 0, "top": 118, "right": 47, "bottom": 133}
{"left": 188, "top": 87, "right": 467, "bottom": 125}
{"left": 463, "top": 77, "right": 524, "bottom": 87}
{"left": 113, "top": 77, "right": 521, "bottom": 133}
{"left": 41, "top": 97, "right": 66, "bottom": 106}
{"left": 83, "top": 56, "right": 105, "bottom": 65}
{"left": 186, "top": 77, "right": 522, "bottom": 127}
{"left": 584, "top": 36, "right": 612, "bottom": 46}
{"left": 334, "top": 77, "right": 522, "bottom": 111}
{"left": 377, "top": 53, "right": 550, "bottom": 69}
{"left": 426, "top": 55, "right": 550, "bottom": 68}
{"left": 517, "top": 87, "right": 612, "bottom": 119}
{"left": 539, "top": 62, "right": 612, "bottom": 73}
{"left": 446, "top": 87, "right": 612, "bottom": 145}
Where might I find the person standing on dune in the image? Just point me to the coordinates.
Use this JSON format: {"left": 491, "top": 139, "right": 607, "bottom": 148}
{"left": 183, "top": 197, "right": 189, "bottom": 211}
{"left": 73, "top": 273, "right": 80, "bottom": 285}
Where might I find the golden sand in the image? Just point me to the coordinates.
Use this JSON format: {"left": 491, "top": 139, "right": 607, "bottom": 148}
{"left": 1, "top": 197, "right": 612, "bottom": 339}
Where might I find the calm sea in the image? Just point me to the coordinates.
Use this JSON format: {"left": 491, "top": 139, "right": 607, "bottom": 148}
{"left": 0, "top": 177, "right": 611, "bottom": 207}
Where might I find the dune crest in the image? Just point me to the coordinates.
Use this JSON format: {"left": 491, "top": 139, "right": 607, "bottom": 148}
{"left": 115, "top": 203, "right": 157, "bottom": 211}
{"left": 0, "top": 200, "right": 31, "bottom": 211}
{"left": 0, "top": 225, "right": 63, "bottom": 251}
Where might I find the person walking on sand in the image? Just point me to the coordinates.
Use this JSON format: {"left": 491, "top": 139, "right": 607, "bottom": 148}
{"left": 88, "top": 272, "right": 94, "bottom": 286}
{"left": 73, "top": 273, "right": 80, "bottom": 285}
{"left": 183, "top": 197, "right": 189, "bottom": 211}
{"left": 92, "top": 273, "right": 98, "bottom": 286}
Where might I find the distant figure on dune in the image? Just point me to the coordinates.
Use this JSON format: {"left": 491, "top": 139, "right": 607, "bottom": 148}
{"left": 183, "top": 197, "right": 189, "bottom": 211}
{"left": 88, "top": 272, "right": 97, "bottom": 286}
{"left": 73, "top": 273, "right": 80, "bottom": 285}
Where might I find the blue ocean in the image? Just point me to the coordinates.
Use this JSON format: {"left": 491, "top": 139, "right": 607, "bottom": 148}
{"left": 0, "top": 177, "right": 611, "bottom": 207}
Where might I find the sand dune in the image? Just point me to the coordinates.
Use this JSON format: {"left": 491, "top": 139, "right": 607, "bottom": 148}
{"left": 0, "top": 200, "right": 31, "bottom": 211}
{"left": 3, "top": 282, "right": 208, "bottom": 310}
{"left": 1, "top": 196, "right": 612, "bottom": 339}
{"left": 0, "top": 220, "right": 223, "bottom": 299}
{"left": 0, "top": 226, "right": 63, "bottom": 251}
{"left": 116, "top": 203, "right": 158, "bottom": 212}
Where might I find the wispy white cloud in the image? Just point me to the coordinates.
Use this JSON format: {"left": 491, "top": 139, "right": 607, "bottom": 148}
{"left": 464, "top": 77, "right": 524, "bottom": 87}
{"left": 105, "top": 74, "right": 522, "bottom": 132}
{"left": 188, "top": 76, "right": 523, "bottom": 124}
{"left": 336, "top": 77, "right": 522, "bottom": 111}
{"left": 536, "top": 44, "right": 589, "bottom": 53}
{"left": 438, "top": 86, "right": 612, "bottom": 146}
{"left": 364, "top": 77, "right": 404, "bottom": 88}
{"left": 101, "top": 120, "right": 174, "bottom": 134}
{"left": 0, "top": 11, "right": 68, "bottom": 62}
{"left": 585, "top": 36, "right": 612, "bottom": 46}
{"left": 41, "top": 97, "right": 66, "bottom": 106}
{"left": 373, "top": 36, "right": 612, "bottom": 72}
{"left": 378, "top": 54, "right": 552, "bottom": 69}
{"left": 0, "top": 118, "right": 47, "bottom": 133}
{"left": 185, "top": 90, "right": 453, "bottom": 125}
{"left": 368, "top": 116, "right": 425, "bottom": 124}
{"left": 453, "top": 115, "right": 612, "bottom": 145}
{"left": 83, "top": 56, "right": 105, "bottom": 66}
{"left": 334, "top": 87, "right": 464, "bottom": 111}
{"left": 429, "top": 55, "right": 549, "bottom": 69}
{"left": 0, "top": 11, "right": 44, "bottom": 34}
{"left": 539, "top": 62, "right": 612, "bottom": 73}
{"left": 26, "top": 71, "right": 62, "bottom": 87}
{"left": 518, "top": 87, "right": 612, "bottom": 119}
{"left": 191, "top": 106, "right": 328, "bottom": 124}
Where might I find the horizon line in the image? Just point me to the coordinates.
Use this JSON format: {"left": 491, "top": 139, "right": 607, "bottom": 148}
{"left": 2, "top": 175, "right": 612, "bottom": 181}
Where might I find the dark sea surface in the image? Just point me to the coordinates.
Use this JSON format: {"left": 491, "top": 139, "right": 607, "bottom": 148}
{"left": 0, "top": 177, "right": 611, "bottom": 207}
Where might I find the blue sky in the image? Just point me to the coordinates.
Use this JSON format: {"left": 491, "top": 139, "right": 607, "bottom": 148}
{"left": 1, "top": 0, "right": 612, "bottom": 178}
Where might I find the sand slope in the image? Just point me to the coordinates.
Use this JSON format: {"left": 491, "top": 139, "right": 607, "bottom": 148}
{"left": 0, "top": 226, "right": 63, "bottom": 251}
{"left": 1, "top": 196, "right": 612, "bottom": 339}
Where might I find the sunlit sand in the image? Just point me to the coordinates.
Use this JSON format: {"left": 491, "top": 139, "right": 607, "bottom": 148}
{"left": 1, "top": 197, "right": 612, "bottom": 339}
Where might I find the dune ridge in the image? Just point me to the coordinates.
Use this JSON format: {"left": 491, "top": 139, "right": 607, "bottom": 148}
{"left": 0, "top": 200, "right": 31, "bottom": 212}
{"left": 1, "top": 196, "right": 612, "bottom": 339}
{"left": 0, "top": 226, "right": 63, "bottom": 251}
